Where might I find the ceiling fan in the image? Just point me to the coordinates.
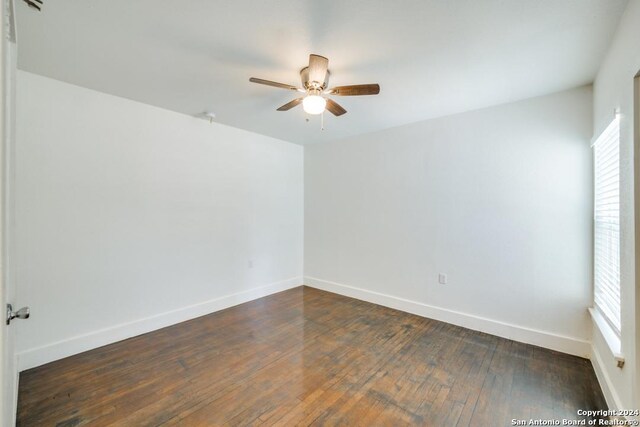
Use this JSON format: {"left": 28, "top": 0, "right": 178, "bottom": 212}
{"left": 249, "top": 54, "right": 380, "bottom": 117}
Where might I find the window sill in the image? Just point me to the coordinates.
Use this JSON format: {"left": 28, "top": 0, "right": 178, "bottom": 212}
{"left": 589, "top": 307, "right": 624, "bottom": 368}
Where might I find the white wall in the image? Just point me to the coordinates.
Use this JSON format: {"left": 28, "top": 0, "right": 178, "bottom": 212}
{"left": 14, "top": 71, "right": 304, "bottom": 370}
{"left": 591, "top": 0, "right": 640, "bottom": 411}
{"left": 305, "top": 86, "right": 593, "bottom": 357}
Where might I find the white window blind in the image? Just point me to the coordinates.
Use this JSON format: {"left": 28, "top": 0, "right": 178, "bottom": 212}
{"left": 593, "top": 117, "right": 621, "bottom": 335}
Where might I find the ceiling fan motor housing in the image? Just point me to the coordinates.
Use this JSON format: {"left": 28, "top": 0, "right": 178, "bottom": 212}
{"left": 301, "top": 67, "right": 330, "bottom": 91}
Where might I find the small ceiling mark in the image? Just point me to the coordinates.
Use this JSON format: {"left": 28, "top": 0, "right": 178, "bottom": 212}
{"left": 197, "top": 111, "right": 216, "bottom": 124}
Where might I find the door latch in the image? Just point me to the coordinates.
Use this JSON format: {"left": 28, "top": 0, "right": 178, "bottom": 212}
{"left": 6, "top": 304, "right": 29, "bottom": 325}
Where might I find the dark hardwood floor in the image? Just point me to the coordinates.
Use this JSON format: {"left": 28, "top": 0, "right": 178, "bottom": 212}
{"left": 17, "top": 286, "right": 606, "bottom": 426}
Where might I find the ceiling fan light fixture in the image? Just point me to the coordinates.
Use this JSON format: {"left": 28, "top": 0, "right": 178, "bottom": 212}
{"left": 302, "top": 94, "right": 326, "bottom": 115}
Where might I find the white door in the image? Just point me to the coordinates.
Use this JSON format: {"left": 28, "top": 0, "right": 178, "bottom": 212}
{"left": 1, "top": 0, "right": 18, "bottom": 425}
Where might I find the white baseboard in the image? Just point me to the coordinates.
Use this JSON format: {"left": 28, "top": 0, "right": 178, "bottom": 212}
{"left": 304, "top": 276, "right": 591, "bottom": 358}
{"left": 17, "top": 277, "right": 302, "bottom": 371}
{"left": 590, "top": 339, "right": 624, "bottom": 411}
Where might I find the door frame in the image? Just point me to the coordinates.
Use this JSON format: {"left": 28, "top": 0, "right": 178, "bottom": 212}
{"left": 635, "top": 70, "right": 640, "bottom": 410}
{"left": 1, "top": 0, "right": 17, "bottom": 424}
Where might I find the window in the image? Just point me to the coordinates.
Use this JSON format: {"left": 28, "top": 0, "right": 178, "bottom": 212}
{"left": 593, "top": 116, "right": 621, "bottom": 336}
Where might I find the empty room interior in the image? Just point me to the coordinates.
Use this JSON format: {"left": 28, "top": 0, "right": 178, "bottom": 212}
{"left": 1, "top": 0, "right": 640, "bottom": 425}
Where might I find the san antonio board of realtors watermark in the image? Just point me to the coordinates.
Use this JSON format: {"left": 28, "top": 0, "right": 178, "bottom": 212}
{"left": 511, "top": 409, "right": 640, "bottom": 426}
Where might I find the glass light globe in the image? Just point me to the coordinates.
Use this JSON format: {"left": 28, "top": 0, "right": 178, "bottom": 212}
{"left": 302, "top": 95, "right": 327, "bottom": 115}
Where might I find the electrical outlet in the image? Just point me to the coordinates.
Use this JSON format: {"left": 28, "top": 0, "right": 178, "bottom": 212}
{"left": 438, "top": 273, "right": 448, "bottom": 285}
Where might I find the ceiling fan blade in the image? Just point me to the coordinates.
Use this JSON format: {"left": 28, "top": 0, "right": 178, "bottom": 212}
{"left": 277, "top": 98, "right": 304, "bottom": 111}
{"left": 326, "top": 84, "right": 380, "bottom": 96}
{"left": 308, "top": 54, "right": 329, "bottom": 85}
{"left": 325, "top": 99, "right": 347, "bottom": 116}
{"left": 249, "top": 77, "right": 300, "bottom": 91}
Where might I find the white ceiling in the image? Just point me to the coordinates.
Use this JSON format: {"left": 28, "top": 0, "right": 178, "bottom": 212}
{"left": 16, "top": 0, "right": 628, "bottom": 144}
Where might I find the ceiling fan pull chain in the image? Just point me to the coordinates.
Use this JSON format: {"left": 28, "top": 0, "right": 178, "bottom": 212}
{"left": 321, "top": 111, "right": 324, "bottom": 131}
